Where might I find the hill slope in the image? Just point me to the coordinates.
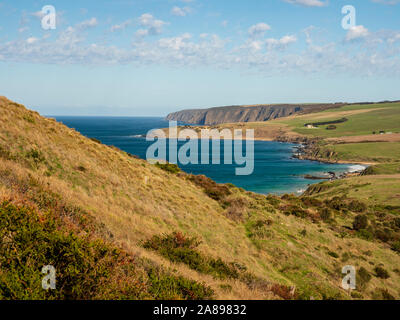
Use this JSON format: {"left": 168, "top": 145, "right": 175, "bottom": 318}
{"left": 1, "top": 96, "right": 400, "bottom": 300}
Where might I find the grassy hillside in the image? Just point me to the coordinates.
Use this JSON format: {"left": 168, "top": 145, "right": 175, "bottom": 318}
{"left": 278, "top": 102, "right": 400, "bottom": 138}
{"left": 314, "top": 142, "right": 400, "bottom": 164}
{"left": 1, "top": 96, "right": 400, "bottom": 300}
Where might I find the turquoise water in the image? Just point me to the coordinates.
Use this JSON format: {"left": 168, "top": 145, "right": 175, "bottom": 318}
{"left": 55, "top": 116, "right": 353, "bottom": 195}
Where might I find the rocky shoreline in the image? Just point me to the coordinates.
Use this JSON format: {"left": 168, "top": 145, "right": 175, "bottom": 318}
{"left": 278, "top": 135, "right": 368, "bottom": 180}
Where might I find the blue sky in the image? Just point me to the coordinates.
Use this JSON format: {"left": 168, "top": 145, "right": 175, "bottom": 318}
{"left": 0, "top": 0, "right": 400, "bottom": 116}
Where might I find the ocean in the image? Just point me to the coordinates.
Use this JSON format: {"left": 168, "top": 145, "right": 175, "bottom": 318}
{"left": 54, "top": 116, "right": 355, "bottom": 195}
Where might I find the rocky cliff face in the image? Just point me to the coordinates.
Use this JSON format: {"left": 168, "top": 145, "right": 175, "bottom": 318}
{"left": 166, "top": 104, "right": 343, "bottom": 125}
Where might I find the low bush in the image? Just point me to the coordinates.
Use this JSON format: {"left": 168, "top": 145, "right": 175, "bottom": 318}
{"left": 187, "top": 175, "right": 231, "bottom": 201}
{"left": 89, "top": 137, "right": 101, "bottom": 144}
{"left": 143, "top": 232, "right": 240, "bottom": 279}
{"left": 374, "top": 288, "right": 395, "bottom": 300}
{"left": 357, "top": 267, "right": 371, "bottom": 291}
{"left": 394, "top": 218, "right": 400, "bottom": 229}
{"left": 353, "top": 215, "right": 368, "bottom": 231}
{"left": 146, "top": 267, "right": 214, "bottom": 300}
{"left": 375, "top": 228, "right": 393, "bottom": 243}
{"left": 327, "top": 251, "right": 339, "bottom": 259}
{"left": 246, "top": 219, "right": 274, "bottom": 240}
{"left": 324, "top": 197, "right": 347, "bottom": 211}
{"left": 25, "top": 149, "right": 45, "bottom": 166}
{"left": 348, "top": 200, "right": 367, "bottom": 213}
{"left": 301, "top": 197, "right": 323, "bottom": 208}
{"left": 392, "top": 241, "right": 400, "bottom": 253}
{"left": 374, "top": 266, "right": 390, "bottom": 279}
{"left": 0, "top": 201, "right": 213, "bottom": 300}
{"left": 270, "top": 284, "right": 296, "bottom": 300}
{"left": 283, "top": 205, "right": 309, "bottom": 219}
{"left": 0, "top": 201, "right": 127, "bottom": 299}
{"left": 319, "top": 208, "right": 333, "bottom": 221}
{"left": 266, "top": 195, "right": 281, "bottom": 207}
{"left": 357, "top": 229, "right": 374, "bottom": 241}
{"left": 155, "top": 162, "right": 181, "bottom": 174}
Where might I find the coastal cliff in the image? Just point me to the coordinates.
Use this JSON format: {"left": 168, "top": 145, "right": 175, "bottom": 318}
{"left": 166, "top": 103, "right": 344, "bottom": 125}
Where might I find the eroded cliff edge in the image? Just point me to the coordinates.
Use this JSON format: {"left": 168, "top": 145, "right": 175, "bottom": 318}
{"left": 166, "top": 103, "right": 344, "bottom": 125}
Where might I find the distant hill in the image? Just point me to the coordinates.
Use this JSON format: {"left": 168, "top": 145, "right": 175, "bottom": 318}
{"left": 166, "top": 103, "right": 346, "bottom": 125}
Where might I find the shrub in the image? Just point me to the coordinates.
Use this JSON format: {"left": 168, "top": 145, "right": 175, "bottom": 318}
{"left": 224, "top": 206, "right": 244, "bottom": 222}
{"left": 0, "top": 201, "right": 126, "bottom": 299}
{"left": 327, "top": 251, "right": 339, "bottom": 259}
{"left": 375, "top": 288, "right": 395, "bottom": 300}
{"left": 324, "top": 197, "right": 347, "bottom": 211}
{"left": 326, "top": 125, "right": 337, "bottom": 130}
{"left": 394, "top": 218, "right": 400, "bottom": 229}
{"left": 320, "top": 208, "right": 333, "bottom": 221}
{"left": 374, "top": 266, "right": 390, "bottom": 279}
{"left": 222, "top": 195, "right": 248, "bottom": 221}
{"left": 90, "top": 137, "right": 101, "bottom": 144}
{"left": 155, "top": 162, "right": 181, "bottom": 174}
{"left": 392, "top": 241, "right": 400, "bottom": 253}
{"left": 375, "top": 228, "right": 392, "bottom": 243}
{"left": 301, "top": 197, "right": 323, "bottom": 208}
{"left": 246, "top": 219, "right": 274, "bottom": 240}
{"left": 353, "top": 215, "right": 368, "bottom": 231}
{"left": 351, "top": 291, "right": 363, "bottom": 299}
{"left": 357, "top": 229, "right": 374, "bottom": 241}
{"left": 0, "top": 202, "right": 214, "bottom": 300}
{"left": 219, "top": 284, "right": 232, "bottom": 292}
{"left": 283, "top": 205, "right": 309, "bottom": 219}
{"left": 143, "top": 232, "right": 240, "bottom": 279}
{"left": 341, "top": 252, "right": 350, "bottom": 262}
{"left": 281, "top": 194, "right": 297, "bottom": 201}
{"left": 357, "top": 267, "right": 371, "bottom": 290}
{"left": 270, "top": 283, "right": 296, "bottom": 300}
{"left": 187, "top": 175, "right": 231, "bottom": 201}
{"left": 25, "top": 149, "right": 45, "bottom": 166}
{"left": 146, "top": 267, "right": 214, "bottom": 300}
{"left": 348, "top": 200, "right": 367, "bottom": 213}
{"left": 76, "top": 165, "right": 86, "bottom": 172}
{"left": 266, "top": 195, "right": 281, "bottom": 207}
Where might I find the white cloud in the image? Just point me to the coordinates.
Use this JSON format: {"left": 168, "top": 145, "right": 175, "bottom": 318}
{"left": 2, "top": 21, "right": 400, "bottom": 77}
{"left": 248, "top": 23, "right": 271, "bottom": 37}
{"left": 159, "top": 33, "right": 192, "bottom": 50}
{"left": 18, "top": 27, "right": 29, "bottom": 33}
{"left": 387, "top": 32, "right": 400, "bottom": 44}
{"left": 31, "top": 11, "right": 45, "bottom": 19}
{"left": 111, "top": 20, "right": 131, "bottom": 32}
{"left": 240, "top": 35, "right": 297, "bottom": 52}
{"left": 135, "top": 29, "right": 149, "bottom": 37}
{"left": 346, "top": 25, "right": 369, "bottom": 41}
{"left": 371, "top": 0, "right": 400, "bottom": 5}
{"left": 283, "top": 0, "right": 327, "bottom": 7}
{"left": 77, "top": 17, "right": 98, "bottom": 29}
{"left": 266, "top": 35, "right": 297, "bottom": 49}
{"left": 26, "top": 37, "right": 38, "bottom": 44}
{"left": 171, "top": 6, "right": 191, "bottom": 17}
{"left": 137, "top": 13, "right": 167, "bottom": 36}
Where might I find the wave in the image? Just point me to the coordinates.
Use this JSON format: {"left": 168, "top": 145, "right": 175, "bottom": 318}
{"left": 129, "top": 134, "right": 145, "bottom": 138}
{"left": 347, "top": 164, "right": 367, "bottom": 173}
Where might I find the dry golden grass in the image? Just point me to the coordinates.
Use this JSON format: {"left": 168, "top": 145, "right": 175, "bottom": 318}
{"left": 1, "top": 96, "right": 400, "bottom": 300}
